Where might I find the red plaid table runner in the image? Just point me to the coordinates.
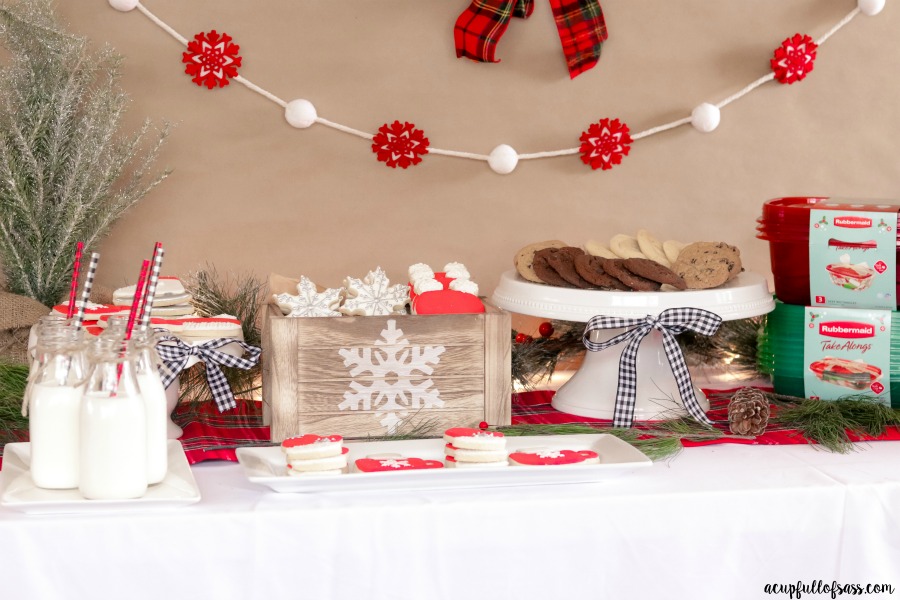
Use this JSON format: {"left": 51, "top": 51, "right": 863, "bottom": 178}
{"left": 454, "top": 0, "right": 608, "bottom": 79}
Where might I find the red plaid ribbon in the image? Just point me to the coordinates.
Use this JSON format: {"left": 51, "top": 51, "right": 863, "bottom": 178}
{"left": 454, "top": 0, "right": 608, "bottom": 79}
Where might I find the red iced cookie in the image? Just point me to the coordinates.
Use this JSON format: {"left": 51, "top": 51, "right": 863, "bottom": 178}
{"left": 508, "top": 449, "right": 600, "bottom": 466}
{"left": 355, "top": 457, "right": 444, "bottom": 472}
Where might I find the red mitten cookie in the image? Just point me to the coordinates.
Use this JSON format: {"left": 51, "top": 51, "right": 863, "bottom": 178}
{"left": 355, "top": 457, "right": 444, "bottom": 472}
{"left": 281, "top": 434, "right": 343, "bottom": 459}
{"left": 508, "top": 449, "right": 600, "bottom": 466}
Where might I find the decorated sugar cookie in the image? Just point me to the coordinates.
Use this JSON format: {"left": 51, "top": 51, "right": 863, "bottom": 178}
{"left": 113, "top": 276, "right": 192, "bottom": 307}
{"left": 286, "top": 448, "right": 349, "bottom": 473}
{"left": 275, "top": 276, "right": 342, "bottom": 318}
{"left": 340, "top": 267, "right": 408, "bottom": 316}
{"left": 354, "top": 457, "right": 444, "bottom": 472}
{"left": 281, "top": 434, "right": 344, "bottom": 459}
{"left": 443, "top": 427, "right": 505, "bottom": 451}
{"left": 53, "top": 302, "right": 129, "bottom": 320}
{"left": 408, "top": 262, "right": 484, "bottom": 315}
{"left": 444, "top": 444, "right": 507, "bottom": 463}
{"left": 508, "top": 449, "right": 600, "bottom": 466}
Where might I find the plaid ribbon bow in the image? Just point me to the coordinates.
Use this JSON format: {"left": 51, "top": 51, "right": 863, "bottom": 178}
{"left": 582, "top": 308, "right": 723, "bottom": 428}
{"left": 454, "top": 0, "right": 608, "bottom": 79}
{"left": 157, "top": 337, "right": 261, "bottom": 413}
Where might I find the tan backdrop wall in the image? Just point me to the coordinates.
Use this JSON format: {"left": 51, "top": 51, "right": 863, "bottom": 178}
{"left": 58, "top": 0, "right": 900, "bottom": 297}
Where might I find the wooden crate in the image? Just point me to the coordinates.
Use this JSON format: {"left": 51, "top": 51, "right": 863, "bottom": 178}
{"left": 262, "top": 303, "right": 511, "bottom": 442}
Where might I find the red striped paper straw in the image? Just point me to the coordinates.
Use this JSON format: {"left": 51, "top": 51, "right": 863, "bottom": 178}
{"left": 66, "top": 242, "right": 84, "bottom": 319}
{"left": 125, "top": 260, "right": 151, "bottom": 342}
{"left": 72, "top": 252, "right": 100, "bottom": 331}
{"left": 138, "top": 243, "right": 164, "bottom": 331}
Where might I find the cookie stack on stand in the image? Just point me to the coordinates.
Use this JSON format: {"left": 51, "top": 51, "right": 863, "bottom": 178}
{"left": 757, "top": 197, "right": 900, "bottom": 407}
{"left": 514, "top": 230, "right": 743, "bottom": 292}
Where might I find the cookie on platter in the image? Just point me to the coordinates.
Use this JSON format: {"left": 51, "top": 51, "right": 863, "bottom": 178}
{"left": 445, "top": 444, "right": 508, "bottom": 463}
{"left": 601, "top": 258, "right": 661, "bottom": 291}
{"left": 663, "top": 240, "right": 686, "bottom": 265}
{"left": 573, "top": 254, "right": 629, "bottom": 291}
{"left": 609, "top": 234, "right": 646, "bottom": 260}
{"left": 444, "top": 456, "right": 508, "bottom": 468}
{"left": 508, "top": 449, "right": 600, "bottom": 466}
{"left": 546, "top": 247, "right": 593, "bottom": 289}
{"left": 584, "top": 240, "right": 618, "bottom": 259}
{"left": 636, "top": 229, "right": 671, "bottom": 267}
{"left": 281, "top": 434, "right": 344, "bottom": 460}
{"left": 672, "top": 241, "right": 743, "bottom": 289}
{"left": 532, "top": 248, "right": 575, "bottom": 287}
{"left": 443, "top": 427, "right": 506, "bottom": 451}
{"left": 355, "top": 457, "right": 444, "bottom": 472}
{"left": 622, "top": 258, "right": 687, "bottom": 290}
{"left": 514, "top": 240, "right": 568, "bottom": 283}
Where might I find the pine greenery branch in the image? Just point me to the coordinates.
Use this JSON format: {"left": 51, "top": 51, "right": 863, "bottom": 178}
{"left": 511, "top": 320, "right": 585, "bottom": 390}
{"left": 177, "top": 265, "right": 264, "bottom": 405}
{"left": 0, "top": 1, "right": 170, "bottom": 306}
{"left": 772, "top": 396, "right": 900, "bottom": 453}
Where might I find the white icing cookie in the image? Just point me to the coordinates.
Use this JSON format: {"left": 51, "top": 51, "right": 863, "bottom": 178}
{"left": 340, "top": 267, "right": 408, "bottom": 316}
{"left": 281, "top": 434, "right": 344, "bottom": 460}
{"left": 442, "top": 427, "right": 506, "bottom": 451}
{"left": 274, "top": 276, "right": 342, "bottom": 318}
{"left": 113, "top": 277, "right": 191, "bottom": 307}
{"left": 355, "top": 457, "right": 444, "bottom": 472}
{"left": 445, "top": 444, "right": 507, "bottom": 463}
{"left": 287, "top": 451, "right": 349, "bottom": 472}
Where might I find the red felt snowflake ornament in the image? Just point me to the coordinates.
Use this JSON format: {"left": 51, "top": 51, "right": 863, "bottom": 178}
{"left": 579, "top": 118, "right": 632, "bottom": 171}
{"left": 771, "top": 33, "right": 817, "bottom": 84}
{"left": 182, "top": 30, "right": 242, "bottom": 89}
{"left": 372, "top": 121, "right": 429, "bottom": 169}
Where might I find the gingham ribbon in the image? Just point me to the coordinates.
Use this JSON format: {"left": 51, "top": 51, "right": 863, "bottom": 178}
{"left": 583, "top": 308, "right": 723, "bottom": 428}
{"left": 454, "top": 0, "right": 608, "bottom": 79}
{"left": 157, "top": 337, "right": 261, "bottom": 412}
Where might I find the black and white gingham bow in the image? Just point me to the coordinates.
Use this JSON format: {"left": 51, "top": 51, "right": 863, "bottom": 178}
{"left": 582, "top": 307, "right": 723, "bottom": 428}
{"left": 157, "top": 337, "right": 261, "bottom": 412}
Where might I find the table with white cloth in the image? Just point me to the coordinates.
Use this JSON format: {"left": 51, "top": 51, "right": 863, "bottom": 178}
{"left": 2, "top": 442, "right": 899, "bottom": 600}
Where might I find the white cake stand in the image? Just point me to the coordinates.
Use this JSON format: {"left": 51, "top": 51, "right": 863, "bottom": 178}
{"left": 491, "top": 270, "right": 775, "bottom": 422}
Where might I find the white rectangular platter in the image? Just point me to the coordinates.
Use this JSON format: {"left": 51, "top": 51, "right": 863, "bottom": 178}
{"left": 0, "top": 440, "right": 201, "bottom": 514}
{"left": 236, "top": 433, "right": 651, "bottom": 494}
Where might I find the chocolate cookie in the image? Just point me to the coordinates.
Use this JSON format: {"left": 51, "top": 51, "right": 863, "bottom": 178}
{"left": 532, "top": 248, "right": 574, "bottom": 287}
{"left": 547, "top": 247, "right": 593, "bottom": 288}
{"left": 514, "top": 240, "right": 568, "bottom": 283}
{"left": 623, "top": 258, "right": 687, "bottom": 290}
{"left": 601, "top": 258, "right": 661, "bottom": 291}
{"left": 574, "top": 254, "right": 630, "bottom": 290}
{"left": 672, "top": 242, "right": 743, "bottom": 290}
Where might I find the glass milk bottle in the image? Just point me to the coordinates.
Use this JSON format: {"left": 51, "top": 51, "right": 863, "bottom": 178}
{"left": 132, "top": 329, "right": 168, "bottom": 484}
{"left": 79, "top": 338, "right": 148, "bottom": 500}
{"left": 28, "top": 328, "right": 87, "bottom": 489}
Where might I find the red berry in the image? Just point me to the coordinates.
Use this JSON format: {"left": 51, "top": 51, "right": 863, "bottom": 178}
{"left": 525, "top": 335, "right": 534, "bottom": 343}
{"left": 539, "top": 322, "right": 554, "bottom": 337}
{"left": 478, "top": 421, "right": 489, "bottom": 430}
{"left": 515, "top": 332, "right": 528, "bottom": 344}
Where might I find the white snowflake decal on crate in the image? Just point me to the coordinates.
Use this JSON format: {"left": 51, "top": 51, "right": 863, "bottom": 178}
{"left": 338, "top": 319, "right": 446, "bottom": 433}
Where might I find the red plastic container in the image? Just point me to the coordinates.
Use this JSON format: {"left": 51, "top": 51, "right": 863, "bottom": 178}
{"left": 757, "top": 197, "right": 900, "bottom": 306}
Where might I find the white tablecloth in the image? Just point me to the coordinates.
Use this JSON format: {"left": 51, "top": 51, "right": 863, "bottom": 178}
{"left": 2, "top": 442, "right": 899, "bottom": 600}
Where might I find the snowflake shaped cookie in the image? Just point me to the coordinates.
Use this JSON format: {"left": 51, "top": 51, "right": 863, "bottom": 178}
{"left": 340, "top": 267, "right": 409, "bottom": 316}
{"left": 274, "top": 276, "right": 342, "bottom": 317}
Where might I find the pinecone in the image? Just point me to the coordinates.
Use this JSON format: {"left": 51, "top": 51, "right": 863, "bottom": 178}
{"left": 728, "top": 387, "right": 770, "bottom": 436}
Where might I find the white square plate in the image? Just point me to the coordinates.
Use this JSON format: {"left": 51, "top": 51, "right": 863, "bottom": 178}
{"left": 0, "top": 440, "right": 201, "bottom": 514}
{"left": 236, "top": 433, "right": 651, "bottom": 493}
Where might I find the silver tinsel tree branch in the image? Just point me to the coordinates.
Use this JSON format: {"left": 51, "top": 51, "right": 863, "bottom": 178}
{"left": 0, "top": 0, "right": 170, "bottom": 306}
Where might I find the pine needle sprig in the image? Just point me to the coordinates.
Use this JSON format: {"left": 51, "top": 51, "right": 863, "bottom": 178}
{"left": 177, "top": 265, "right": 265, "bottom": 406}
{"left": 0, "top": 1, "right": 170, "bottom": 307}
{"left": 773, "top": 396, "right": 900, "bottom": 453}
{"left": 511, "top": 320, "right": 585, "bottom": 390}
{"left": 0, "top": 362, "right": 29, "bottom": 453}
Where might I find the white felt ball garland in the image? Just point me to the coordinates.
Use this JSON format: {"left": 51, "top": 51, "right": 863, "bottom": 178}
{"left": 691, "top": 103, "right": 721, "bottom": 133}
{"left": 285, "top": 99, "right": 318, "bottom": 129}
{"left": 488, "top": 144, "right": 519, "bottom": 174}
{"left": 858, "top": 0, "right": 885, "bottom": 16}
{"left": 108, "top": 0, "right": 139, "bottom": 11}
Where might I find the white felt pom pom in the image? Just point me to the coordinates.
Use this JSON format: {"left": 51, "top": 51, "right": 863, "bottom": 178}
{"left": 285, "top": 99, "right": 318, "bottom": 129}
{"left": 858, "top": 0, "right": 885, "bottom": 16}
{"left": 691, "top": 103, "right": 721, "bottom": 133}
{"left": 488, "top": 144, "right": 518, "bottom": 175}
{"left": 108, "top": 0, "right": 140, "bottom": 11}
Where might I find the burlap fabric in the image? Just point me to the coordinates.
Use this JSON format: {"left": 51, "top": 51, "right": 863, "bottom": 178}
{"left": 0, "top": 291, "right": 50, "bottom": 365}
